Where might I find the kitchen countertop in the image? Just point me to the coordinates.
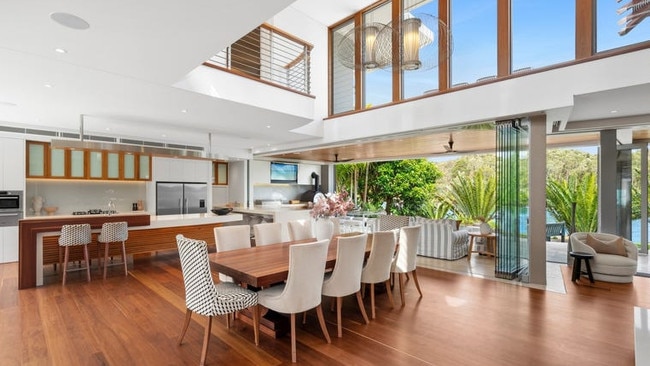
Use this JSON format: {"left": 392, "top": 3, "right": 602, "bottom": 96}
{"left": 232, "top": 205, "right": 310, "bottom": 216}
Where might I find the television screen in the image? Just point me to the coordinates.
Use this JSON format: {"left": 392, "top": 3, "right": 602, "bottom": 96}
{"left": 270, "top": 162, "right": 298, "bottom": 183}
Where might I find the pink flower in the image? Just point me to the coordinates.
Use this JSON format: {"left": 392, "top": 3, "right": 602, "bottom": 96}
{"left": 310, "top": 189, "right": 354, "bottom": 218}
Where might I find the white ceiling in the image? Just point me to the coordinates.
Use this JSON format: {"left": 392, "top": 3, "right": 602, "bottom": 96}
{"left": 0, "top": 0, "right": 375, "bottom": 150}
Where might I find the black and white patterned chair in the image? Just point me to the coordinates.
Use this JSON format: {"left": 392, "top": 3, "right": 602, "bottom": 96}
{"left": 175, "top": 234, "right": 259, "bottom": 365}
{"left": 58, "top": 223, "right": 92, "bottom": 285}
{"left": 97, "top": 221, "right": 129, "bottom": 279}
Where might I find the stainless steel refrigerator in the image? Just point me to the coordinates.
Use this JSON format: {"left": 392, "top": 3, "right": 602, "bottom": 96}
{"left": 156, "top": 182, "right": 207, "bottom": 215}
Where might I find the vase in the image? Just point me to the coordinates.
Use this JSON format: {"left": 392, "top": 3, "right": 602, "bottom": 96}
{"left": 315, "top": 217, "right": 334, "bottom": 241}
{"left": 32, "top": 196, "right": 44, "bottom": 216}
{"left": 480, "top": 222, "right": 492, "bottom": 235}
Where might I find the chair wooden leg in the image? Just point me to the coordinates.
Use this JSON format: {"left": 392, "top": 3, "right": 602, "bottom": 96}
{"left": 384, "top": 279, "right": 395, "bottom": 309}
{"left": 121, "top": 241, "right": 128, "bottom": 276}
{"left": 177, "top": 309, "right": 193, "bottom": 344}
{"left": 200, "top": 316, "right": 213, "bottom": 366}
{"left": 370, "top": 283, "right": 376, "bottom": 319}
{"left": 315, "top": 304, "right": 331, "bottom": 344}
{"left": 355, "top": 291, "right": 369, "bottom": 324}
{"left": 83, "top": 244, "right": 91, "bottom": 282}
{"left": 398, "top": 273, "right": 406, "bottom": 307}
{"left": 62, "top": 246, "right": 69, "bottom": 286}
{"left": 252, "top": 305, "right": 260, "bottom": 346}
{"left": 226, "top": 313, "right": 231, "bottom": 328}
{"left": 336, "top": 297, "right": 342, "bottom": 338}
{"left": 411, "top": 269, "right": 423, "bottom": 298}
{"left": 302, "top": 311, "right": 307, "bottom": 325}
{"left": 290, "top": 313, "right": 297, "bottom": 363}
{"left": 361, "top": 283, "right": 366, "bottom": 298}
{"left": 103, "top": 243, "right": 110, "bottom": 280}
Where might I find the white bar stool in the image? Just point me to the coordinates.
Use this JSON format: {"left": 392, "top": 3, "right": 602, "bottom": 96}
{"left": 98, "top": 221, "right": 129, "bottom": 279}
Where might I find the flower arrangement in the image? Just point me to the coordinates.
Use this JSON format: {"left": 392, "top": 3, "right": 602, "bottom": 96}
{"left": 310, "top": 189, "right": 355, "bottom": 219}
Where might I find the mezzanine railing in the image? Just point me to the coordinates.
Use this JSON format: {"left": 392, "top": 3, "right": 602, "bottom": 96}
{"left": 204, "top": 24, "right": 312, "bottom": 95}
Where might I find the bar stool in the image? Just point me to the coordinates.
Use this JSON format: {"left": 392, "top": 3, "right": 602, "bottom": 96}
{"left": 58, "top": 224, "right": 92, "bottom": 285}
{"left": 98, "top": 221, "right": 129, "bottom": 279}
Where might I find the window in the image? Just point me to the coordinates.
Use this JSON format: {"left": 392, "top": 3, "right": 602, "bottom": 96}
{"left": 450, "top": 0, "right": 497, "bottom": 86}
{"left": 363, "top": 3, "right": 393, "bottom": 108}
{"left": 332, "top": 20, "right": 356, "bottom": 114}
{"left": 597, "top": 0, "right": 650, "bottom": 53}
{"left": 512, "top": 0, "right": 574, "bottom": 71}
{"left": 402, "top": 0, "right": 441, "bottom": 98}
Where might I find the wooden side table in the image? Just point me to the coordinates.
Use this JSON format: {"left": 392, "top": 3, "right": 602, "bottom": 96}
{"left": 467, "top": 232, "right": 497, "bottom": 261}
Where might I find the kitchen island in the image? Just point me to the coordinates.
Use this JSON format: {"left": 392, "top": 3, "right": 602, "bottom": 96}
{"left": 19, "top": 212, "right": 243, "bottom": 289}
{"left": 232, "top": 205, "right": 311, "bottom": 242}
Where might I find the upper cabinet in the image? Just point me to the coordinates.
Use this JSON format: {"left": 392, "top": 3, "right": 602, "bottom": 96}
{"left": 213, "top": 161, "right": 228, "bottom": 185}
{"left": 25, "top": 141, "right": 151, "bottom": 181}
{"left": 0, "top": 137, "right": 25, "bottom": 190}
{"left": 250, "top": 160, "right": 270, "bottom": 185}
{"left": 153, "top": 157, "right": 210, "bottom": 183}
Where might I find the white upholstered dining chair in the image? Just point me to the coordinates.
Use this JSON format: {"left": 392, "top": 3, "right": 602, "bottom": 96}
{"left": 321, "top": 233, "right": 370, "bottom": 337}
{"left": 175, "top": 235, "right": 259, "bottom": 366}
{"left": 213, "top": 225, "right": 251, "bottom": 283}
{"left": 287, "top": 219, "right": 313, "bottom": 241}
{"left": 391, "top": 225, "right": 423, "bottom": 306}
{"left": 253, "top": 222, "right": 283, "bottom": 246}
{"left": 256, "top": 239, "right": 331, "bottom": 363}
{"left": 361, "top": 230, "right": 398, "bottom": 319}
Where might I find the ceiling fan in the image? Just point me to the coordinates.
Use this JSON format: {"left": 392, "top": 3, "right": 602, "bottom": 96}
{"left": 443, "top": 134, "right": 457, "bottom": 153}
{"left": 331, "top": 153, "right": 354, "bottom": 163}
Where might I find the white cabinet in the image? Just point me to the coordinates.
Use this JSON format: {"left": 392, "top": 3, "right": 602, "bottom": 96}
{"left": 250, "top": 160, "right": 270, "bottom": 184}
{"left": 0, "top": 137, "right": 25, "bottom": 189}
{"left": 0, "top": 226, "right": 18, "bottom": 263}
{"left": 298, "top": 164, "right": 321, "bottom": 184}
{"left": 153, "top": 157, "right": 210, "bottom": 183}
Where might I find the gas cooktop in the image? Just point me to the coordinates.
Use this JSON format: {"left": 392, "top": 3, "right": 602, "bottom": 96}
{"left": 72, "top": 209, "right": 118, "bottom": 215}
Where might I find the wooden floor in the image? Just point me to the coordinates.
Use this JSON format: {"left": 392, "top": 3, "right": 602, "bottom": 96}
{"left": 2, "top": 253, "right": 650, "bottom": 366}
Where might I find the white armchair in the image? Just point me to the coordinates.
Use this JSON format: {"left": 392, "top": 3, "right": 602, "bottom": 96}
{"left": 410, "top": 217, "right": 469, "bottom": 260}
{"left": 570, "top": 232, "right": 638, "bottom": 283}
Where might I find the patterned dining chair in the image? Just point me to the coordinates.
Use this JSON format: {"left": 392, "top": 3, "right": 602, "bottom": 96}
{"left": 175, "top": 235, "right": 259, "bottom": 366}
{"left": 256, "top": 239, "right": 331, "bottom": 363}
{"left": 97, "top": 221, "right": 128, "bottom": 279}
{"left": 391, "top": 225, "right": 423, "bottom": 306}
{"left": 213, "top": 225, "right": 251, "bottom": 282}
{"left": 58, "top": 223, "right": 92, "bottom": 285}
{"left": 322, "top": 233, "right": 370, "bottom": 337}
{"left": 253, "top": 222, "right": 283, "bottom": 246}
{"left": 361, "top": 230, "right": 398, "bottom": 319}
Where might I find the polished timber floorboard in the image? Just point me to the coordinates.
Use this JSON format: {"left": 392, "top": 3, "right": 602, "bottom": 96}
{"left": 2, "top": 251, "right": 650, "bottom": 365}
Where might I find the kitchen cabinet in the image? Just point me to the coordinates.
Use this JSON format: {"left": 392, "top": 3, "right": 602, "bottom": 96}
{"left": 250, "top": 160, "right": 270, "bottom": 185}
{"left": 106, "top": 152, "right": 120, "bottom": 179}
{"left": 153, "top": 157, "right": 209, "bottom": 183}
{"left": 1, "top": 137, "right": 25, "bottom": 189}
{"left": 69, "top": 150, "right": 86, "bottom": 178}
{"left": 50, "top": 147, "right": 66, "bottom": 178}
{"left": 26, "top": 141, "right": 47, "bottom": 178}
{"left": 138, "top": 154, "right": 151, "bottom": 180}
{"left": 214, "top": 161, "right": 228, "bottom": 185}
{"left": 0, "top": 226, "right": 19, "bottom": 263}
{"left": 89, "top": 151, "right": 103, "bottom": 179}
{"left": 123, "top": 153, "right": 136, "bottom": 180}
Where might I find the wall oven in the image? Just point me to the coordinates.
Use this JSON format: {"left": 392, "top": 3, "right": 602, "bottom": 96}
{"left": 0, "top": 190, "right": 23, "bottom": 227}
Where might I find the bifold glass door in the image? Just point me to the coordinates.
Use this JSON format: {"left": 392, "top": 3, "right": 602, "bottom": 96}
{"left": 617, "top": 144, "right": 648, "bottom": 258}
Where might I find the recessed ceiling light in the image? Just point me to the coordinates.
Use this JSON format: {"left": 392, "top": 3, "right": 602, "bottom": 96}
{"left": 44, "top": 83, "right": 53, "bottom": 88}
{"left": 54, "top": 48, "right": 67, "bottom": 54}
{"left": 105, "top": 127, "right": 110, "bottom": 131}
{"left": 161, "top": 134, "right": 167, "bottom": 138}
{"left": 610, "top": 110, "right": 618, "bottom": 114}
{"left": 50, "top": 12, "right": 90, "bottom": 30}
{"left": 181, "top": 109, "right": 187, "bottom": 113}
{"left": 266, "top": 125, "right": 271, "bottom": 128}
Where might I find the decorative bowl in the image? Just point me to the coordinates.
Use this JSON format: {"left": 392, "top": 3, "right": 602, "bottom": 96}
{"left": 211, "top": 207, "right": 233, "bottom": 216}
{"left": 43, "top": 206, "right": 58, "bottom": 215}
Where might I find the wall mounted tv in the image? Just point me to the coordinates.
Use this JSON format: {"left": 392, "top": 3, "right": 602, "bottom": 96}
{"left": 270, "top": 162, "right": 298, "bottom": 183}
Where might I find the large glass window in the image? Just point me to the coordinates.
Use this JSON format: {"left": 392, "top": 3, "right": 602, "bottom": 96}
{"left": 512, "top": 0, "right": 574, "bottom": 72}
{"left": 363, "top": 3, "right": 393, "bottom": 108}
{"left": 597, "top": 0, "right": 650, "bottom": 52}
{"left": 450, "top": 0, "right": 497, "bottom": 86}
{"left": 332, "top": 20, "right": 356, "bottom": 114}
{"left": 402, "top": 0, "right": 440, "bottom": 98}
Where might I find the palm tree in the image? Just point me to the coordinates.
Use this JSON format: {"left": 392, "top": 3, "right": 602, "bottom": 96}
{"left": 440, "top": 171, "right": 496, "bottom": 224}
{"left": 546, "top": 173, "right": 598, "bottom": 232}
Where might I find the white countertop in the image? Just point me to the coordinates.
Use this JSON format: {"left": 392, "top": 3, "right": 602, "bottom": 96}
{"left": 232, "top": 205, "right": 310, "bottom": 216}
{"left": 21, "top": 211, "right": 149, "bottom": 220}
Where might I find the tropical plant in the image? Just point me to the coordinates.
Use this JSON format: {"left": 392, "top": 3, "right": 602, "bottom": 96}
{"left": 546, "top": 173, "right": 598, "bottom": 232}
{"left": 439, "top": 170, "right": 496, "bottom": 224}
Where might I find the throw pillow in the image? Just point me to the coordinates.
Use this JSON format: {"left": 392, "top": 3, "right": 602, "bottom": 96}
{"left": 585, "top": 234, "right": 628, "bottom": 256}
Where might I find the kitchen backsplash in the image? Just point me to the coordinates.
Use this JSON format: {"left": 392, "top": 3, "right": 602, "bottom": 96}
{"left": 253, "top": 184, "right": 313, "bottom": 204}
{"left": 26, "top": 180, "right": 146, "bottom": 216}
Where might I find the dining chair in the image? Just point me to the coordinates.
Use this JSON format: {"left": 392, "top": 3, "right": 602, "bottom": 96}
{"left": 253, "top": 222, "right": 283, "bottom": 246}
{"left": 213, "top": 225, "right": 251, "bottom": 282}
{"left": 58, "top": 223, "right": 92, "bottom": 285}
{"left": 391, "top": 225, "right": 423, "bottom": 306}
{"left": 361, "top": 230, "right": 398, "bottom": 319}
{"left": 321, "top": 233, "right": 370, "bottom": 337}
{"left": 97, "top": 221, "right": 128, "bottom": 279}
{"left": 256, "top": 239, "right": 331, "bottom": 363}
{"left": 175, "top": 235, "right": 259, "bottom": 366}
{"left": 287, "top": 219, "right": 313, "bottom": 241}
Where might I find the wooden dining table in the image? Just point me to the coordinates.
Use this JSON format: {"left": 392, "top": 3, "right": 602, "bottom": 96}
{"left": 207, "top": 233, "right": 372, "bottom": 337}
